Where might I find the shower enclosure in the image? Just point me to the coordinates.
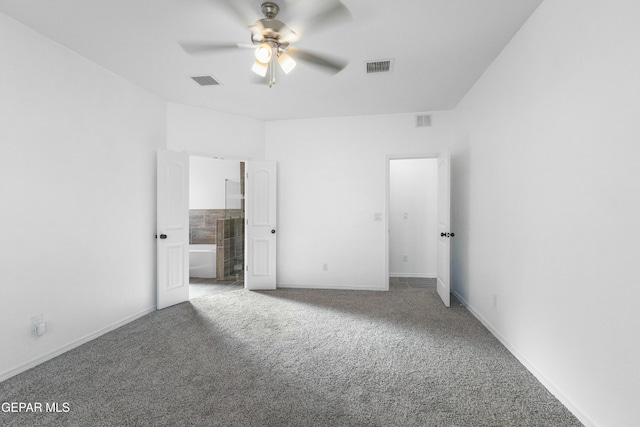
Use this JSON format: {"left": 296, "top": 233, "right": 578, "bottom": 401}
{"left": 215, "top": 177, "right": 245, "bottom": 280}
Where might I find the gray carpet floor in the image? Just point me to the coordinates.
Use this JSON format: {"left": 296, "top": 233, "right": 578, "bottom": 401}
{"left": 0, "top": 282, "right": 581, "bottom": 426}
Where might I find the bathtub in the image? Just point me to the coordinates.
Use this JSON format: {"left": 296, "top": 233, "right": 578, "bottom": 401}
{"left": 189, "top": 244, "right": 216, "bottom": 278}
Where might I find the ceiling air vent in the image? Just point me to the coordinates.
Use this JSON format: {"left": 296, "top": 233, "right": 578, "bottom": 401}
{"left": 416, "top": 115, "right": 432, "bottom": 128}
{"left": 191, "top": 75, "right": 221, "bottom": 86}
{"left": 365, "top": 59, "right": 394, "bottom": 74}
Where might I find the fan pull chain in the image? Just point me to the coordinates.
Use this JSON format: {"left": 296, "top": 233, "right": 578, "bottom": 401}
{"left": 269, "top": 48, "right": 276, "bottom": 88}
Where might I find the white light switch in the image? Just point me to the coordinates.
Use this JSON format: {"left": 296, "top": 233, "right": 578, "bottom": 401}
{"left": 373, "top": 213, "right": 383, "bottom": 221}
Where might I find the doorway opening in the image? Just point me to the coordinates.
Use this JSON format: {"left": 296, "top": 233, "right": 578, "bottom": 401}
{"left": 388, "top": 157, "right": 438, "bottom": 289}
{"left": 188, "top": 156, "right": 245, "bottom": 298}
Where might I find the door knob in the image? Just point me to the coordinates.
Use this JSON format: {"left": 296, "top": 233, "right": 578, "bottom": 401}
{"left": 440, "top": 232, "right": 446, "bottom": 237}
{"left": 271, "top": 229, "right": 276, "bottom": 234}
{"left": 159, "top": 234, "right": 168, "bottom": 239}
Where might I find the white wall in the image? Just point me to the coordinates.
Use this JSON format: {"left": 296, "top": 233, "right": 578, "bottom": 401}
{"left": 450, "top": 1, "right": 640, "bottom": 425}
{"left": 265, "top": 113, "right": 453, "bottom": 290}
{"left": 389, "top": 159, "right": 438, "bottom": 277}
{"left": 189, "top": 157, "right": 240, "bottom": 210}
{"left": 0, "top": 13, "right": 166, "bottom": 380}
{"left": 167, "top": 102, "right": 265, "bottom": 161}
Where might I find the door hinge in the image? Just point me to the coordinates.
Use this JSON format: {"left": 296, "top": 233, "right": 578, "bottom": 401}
{"left": 246, "top": 265, "right": 249, "bottom": 272}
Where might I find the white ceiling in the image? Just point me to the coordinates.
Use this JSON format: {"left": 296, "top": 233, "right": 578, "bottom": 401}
{"left": 0, "top": 0, "right": 543, "bottom": 121}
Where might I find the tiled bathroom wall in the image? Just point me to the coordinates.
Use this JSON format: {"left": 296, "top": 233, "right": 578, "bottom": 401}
{"left": 189, "top": 209, "right": 226, "bottom": 244}
{"left": 189, "top": 209, "right": 243, "bottom": 279}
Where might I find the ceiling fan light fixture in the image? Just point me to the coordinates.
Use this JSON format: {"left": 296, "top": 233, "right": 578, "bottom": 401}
{"left": 255, "top": 42, "right": 273, "bottom": 64}
{"left": 278, "top": 52, "right": 296, "bottom": 74}
{"left": 251, "top": 60, "right": 268, "bottom": 77}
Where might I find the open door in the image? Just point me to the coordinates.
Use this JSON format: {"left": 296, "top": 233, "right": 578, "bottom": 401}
{"left": 157, "top": 150, "right": 189, "bottom": 309}
{"left": 245, "top": 161, "right": 277, "bottom": 290}
{"left": 436, "top": 153, "right": 452, "bottom": 307}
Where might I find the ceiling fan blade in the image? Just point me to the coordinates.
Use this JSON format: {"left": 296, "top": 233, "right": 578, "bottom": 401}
{"left": 278, "top": 25, "right": 299, "bottom": 45}
{"left": 178, "top": 41, "right": 252, "bottom": 56}
{"left": 289, "top": 1, "right": 352, "bottom": 37}
{"left": 210, "top": 0, "right": 259, "bottom": 26}
{"left": 250, "top": 20, "right": 267, "bottom": 43}
{"left": 288, "top": 47, "right": 348, "bottom": 74}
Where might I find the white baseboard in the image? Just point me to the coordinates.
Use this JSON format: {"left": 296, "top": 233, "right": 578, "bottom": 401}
{"left": 389, "top": 273, "right": 436, "bottom": 278}
{"left": 0, "top": 306, "right": 156, "bottom": 383}
{"left": 451, "top": 289, "right": 597, "bottom": 427}
{"left": 277, "top": 283, "right": 388, "bottom": 291}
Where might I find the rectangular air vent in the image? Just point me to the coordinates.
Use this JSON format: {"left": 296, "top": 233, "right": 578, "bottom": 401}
{"left": 191, "top": 75, "right": 221, "bottom": 86}
{"left": 416, "top": 115, "right": 432, "bottom": 128}
{"left": 365, "top": 59, "right": 394, "bottom": 74}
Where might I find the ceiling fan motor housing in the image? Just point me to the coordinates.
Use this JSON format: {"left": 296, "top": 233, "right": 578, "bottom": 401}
{"left": 251, "top": 2, "right": 295, "bottom": 52}
{"left": 261, "top": 2, "right": 280, "bottom": 19}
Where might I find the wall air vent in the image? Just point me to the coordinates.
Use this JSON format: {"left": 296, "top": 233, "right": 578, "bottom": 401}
{"left": 415, "top": 115, "right": 432, "bottom": 128}
{"left": 365, "top": 59, "right": 394, "bottom": 74}
{"left": 191, "top": 75, "right": 221, "bottom": 86}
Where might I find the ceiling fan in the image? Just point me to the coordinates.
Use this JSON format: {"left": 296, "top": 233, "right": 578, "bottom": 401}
{"left": 179, "top": 0, "right": 351, "bottom": 87}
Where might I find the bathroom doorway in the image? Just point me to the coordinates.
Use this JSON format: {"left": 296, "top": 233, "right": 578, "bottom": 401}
{"left": 188, "top": 156, "right": 245, "bottom": 298}
{"left": 388, "top": 157, "right": 438, "bottom": 288}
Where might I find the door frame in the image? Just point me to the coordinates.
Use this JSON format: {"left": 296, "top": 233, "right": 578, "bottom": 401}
{"left": 186, "top": 153, "right": 252, "bottom": 289}
{"left": 188, "top": 155, "right": 248, "bottom": 285}
{"left": 385, "top": 153, "right": 444, "bottom": 291}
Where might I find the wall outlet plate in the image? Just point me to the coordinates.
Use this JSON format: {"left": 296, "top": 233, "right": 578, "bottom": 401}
{"left": 31, "top": 314, "right": 46, "bottom": 337}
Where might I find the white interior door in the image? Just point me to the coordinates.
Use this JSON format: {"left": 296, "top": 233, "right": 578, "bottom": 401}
{"left": 157, "top": 149, "right": 189, "bottom": 309}
{"left": 245, "top": 161, "right": 277, "bottom": 290}
{"left": 437, "top": 153, "right": 452, "bottom": 307}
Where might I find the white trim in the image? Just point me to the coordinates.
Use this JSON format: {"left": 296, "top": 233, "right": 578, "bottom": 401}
{"left": 0, "top": 306, "right": 156, "bottom": 383}
{"left": 389, "top": 273, "right": 436, "bottom": 278}
{"left": 451, "top": 289, "right": 598, "bottom": 427}
{"left": 385, "top": 153, "right": 442, "bottom": 288}
{"left": 277, "top": 284, "right": 387, "bottom": 292}
{"left": 182, "top": 150, "right": 252, "bottom": 161}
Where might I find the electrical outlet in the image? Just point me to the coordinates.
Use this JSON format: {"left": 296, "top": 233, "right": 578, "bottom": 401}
{"left": 403, "top": 212, "right": 409, "bottom": 220}
{"left": 31, "top": 314, "right": 46, "bottom": 337}
{"left": 323, "top": 263, "right": 328, "bottom": 272}
{"left": 403, "top": 255, "right": 408, "bottom": 262}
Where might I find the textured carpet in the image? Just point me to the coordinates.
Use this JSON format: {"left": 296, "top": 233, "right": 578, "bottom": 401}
{"left": 0, "top": 283, "right": 581, "bottom": 426}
